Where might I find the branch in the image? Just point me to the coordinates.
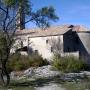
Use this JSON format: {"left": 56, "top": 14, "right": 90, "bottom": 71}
{"left": 6, "top": 13, "right": 18, "bottom": 29}
{"left": 24, "top": 18, "right": 33, "bottom": 24}
{"left": 0, "top": 7, "right": 7, "bottom": 13}
{"left": 3, "top": 8, "right": 9, "bottom": 30}
{"left": 2, "top": 8, "right": 12, "bottom": 48}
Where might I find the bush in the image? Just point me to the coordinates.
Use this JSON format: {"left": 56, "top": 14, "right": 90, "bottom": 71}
{"left": 7, "top": 53, "right": 49, "bottom": 72}
{"left": 28, "top": 53, "right": 49, "bottom": 67}
{"left": 52, "top": 54, "right": 87, "bottom": 73}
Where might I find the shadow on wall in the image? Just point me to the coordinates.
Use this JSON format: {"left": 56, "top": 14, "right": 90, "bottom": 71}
{"left": 63, "top": 29, "right": 78, "bottom": 52}
{"left": 15, "top": 46, "right": 39, "bottom": 55}
{"left": 77, "top": 33, "right": 90, "bottom": 64}
{"left": 63, "top": 30, "right": 90, "bottom": 64}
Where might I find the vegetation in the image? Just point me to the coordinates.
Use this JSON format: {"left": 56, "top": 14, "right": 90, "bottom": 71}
{"left": 52, "top": 54, "right": 87, "bottom": 73}
{"left": 0, "top": 86, "right": 35, "bottom": 90}
{"left": 62, "top": 80, "right": 90, "bottom": 90}
{"left": 0, "top": 0, "right": 58, "bottom": 86}
{"left": 7, "top": 53, "right": 49, "bottom": 72}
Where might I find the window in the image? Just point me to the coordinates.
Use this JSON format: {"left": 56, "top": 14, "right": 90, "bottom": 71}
{"left": 51, "top": 47, "right": 53, "bottom": 52}
{"left": 46, "top": 39, "right": 49, "bottom": 44}
{"left": 35, "top": 50, "right": 38, "bottom": 54}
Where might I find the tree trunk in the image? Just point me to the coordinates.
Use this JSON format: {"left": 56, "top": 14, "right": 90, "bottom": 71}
{"left": 1, "top": 62, "right": 10, "bottom": 86}
{"left": 0, "top": 50, "right": 10, "bottom": 86}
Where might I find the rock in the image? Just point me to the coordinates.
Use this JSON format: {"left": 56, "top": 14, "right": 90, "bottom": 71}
{"left": 10, "top": 72, "right": 15, "bottom": 79}
{"left": 10, "top": 65, "right": 89, "bottom": 81}
{"left": 10, "top": 65, "right": 61, "bottom": 80}
{"left": 81, "top": 71, "right": 90, "bottom": 76}
{"left": 24, "top": 67, "right": 35, "bottom": 77}
{"left": 10, "top": 71, "right": 24, "bottom": 80}
{"left": 65, "top": 73, "right": 85, "bottom": 78}
{"left": 61, "top": 72, "right": 86, "bottom": 82}
{"left": 34, "top": 65, "right": 60, "bottom": 78}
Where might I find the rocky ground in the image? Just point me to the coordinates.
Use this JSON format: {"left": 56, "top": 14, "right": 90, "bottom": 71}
{"left": 35, "top": 83, "right": 65, "bottom": 90}
{"left": 10, "top": 65, "right": 90, "bottom": 82}
{"left": 6, "top": 65, "right": 90, "bottom": 90}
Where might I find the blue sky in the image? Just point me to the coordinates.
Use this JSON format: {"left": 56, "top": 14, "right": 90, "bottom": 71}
{"left": 26, "top": 0, "right": 90, "bottom": 28}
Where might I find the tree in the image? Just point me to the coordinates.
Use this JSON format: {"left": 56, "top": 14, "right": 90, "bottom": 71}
{"left": 0, "top": 0, "right": 59, "bottom": 86}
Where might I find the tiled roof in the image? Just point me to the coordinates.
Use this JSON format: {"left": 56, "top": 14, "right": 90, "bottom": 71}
{"left": 72, "top": 25, "right": 90, "bottom": 32}
{"left": 16, "top": 25, "right": 90, "bottom": 37}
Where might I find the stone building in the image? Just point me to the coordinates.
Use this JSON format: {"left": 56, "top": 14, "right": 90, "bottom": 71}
{"left": 11, "top": 24, "right": 90, "bottom": 63}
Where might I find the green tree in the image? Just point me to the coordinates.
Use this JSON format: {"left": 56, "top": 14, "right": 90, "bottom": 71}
{"left": 0, "top": 0, "right": 59, "bottom": 86}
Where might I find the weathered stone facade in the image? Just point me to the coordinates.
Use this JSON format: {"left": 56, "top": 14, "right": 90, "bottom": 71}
{"left": 11, "top": 25, "right": 90, "bottom": 62}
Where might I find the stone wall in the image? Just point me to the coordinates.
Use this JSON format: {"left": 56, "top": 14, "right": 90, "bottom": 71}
{"left": 11, "top": 30, "right": 90, "bottom": 63}
{"left": 11, "top": 34, "right": 63, "bottom": 61}
{"left": 77, "top": 32, "right": 90, "bottom": 63}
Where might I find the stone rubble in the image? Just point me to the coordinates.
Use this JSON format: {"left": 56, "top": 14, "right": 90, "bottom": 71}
{"left": 10, "top": 65, "right": 90, "bottom": 81}
{"left": 61, "top": 73, "right": 86, "bottom": 82}
{"left": 33, "top": 65, "right": 60, "bottom": 78}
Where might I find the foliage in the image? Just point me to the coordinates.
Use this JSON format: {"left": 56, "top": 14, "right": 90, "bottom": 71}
{"left": 0, "top": 0, "right": 58, "bottom": 86}
{"left": 52, "top": 54, "right": 87, "bottom": 73}
{"left": 7, "top": 53, "right": 49, "bottom": 71}
{"left": 62, "top": 81, "right": 90, "bottom": 90}
{"left": 28, "top": 53, "right": 49, "bottom": 67}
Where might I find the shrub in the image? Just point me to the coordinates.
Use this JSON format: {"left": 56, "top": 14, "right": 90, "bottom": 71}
{"left": 7, "top": 53, "right": 30, "bottom": 72}
{"left": 52, "top": 54, "right": 87, "bottom": 73}
{"left": 28, "top": 53, "right": 49, "bottom": 67}
{"left": 7, "top": 53, "right": 49, "bottom": 72}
